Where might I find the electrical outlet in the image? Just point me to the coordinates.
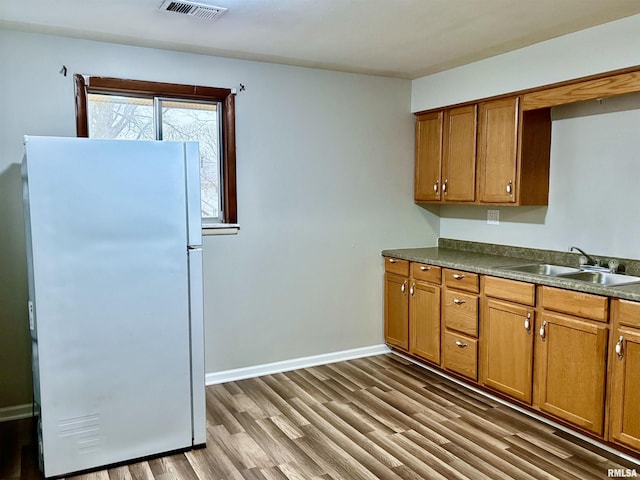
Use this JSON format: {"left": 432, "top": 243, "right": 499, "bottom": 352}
{"left": 487, "top": 209, "right": 500, "bottom": 225}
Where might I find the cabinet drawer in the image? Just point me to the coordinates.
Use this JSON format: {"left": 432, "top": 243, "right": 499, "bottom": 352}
{"left": 443, "top": 331, "right": 477, "bottom": 380}
{"left": 483, "top": 276, "right": 535, "bottom": 306}
{"left": 540, "top": 286, "right": 608, "bottom": 322}
{"left": 443, "top": 290, "right": 478, "bottom": 337}
{"left": 444, "top": 269, "right": 479, "bottom": 293}
{"left": 385, "top": 257, "right": 409, "bottom": 276}
{"left": 613, "top": 299, "right": 640, "bottom": 329}
{"left": 411, "top": 263, "right": 441, "bottom": 284}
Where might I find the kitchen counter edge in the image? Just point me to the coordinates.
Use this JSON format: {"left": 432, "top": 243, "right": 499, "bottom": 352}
{"left": 382, "top": 247, "right": 640, "bottom": 302}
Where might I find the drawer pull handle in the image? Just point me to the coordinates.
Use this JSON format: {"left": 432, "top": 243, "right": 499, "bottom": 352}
{"left": 389, "top": 259, "right": 398, "bottom": 264}
{"left": 453, "top": 298, "right": 465, "bottom": 305}
{"left": 455, "top": 340, "right": 468, "bottom": 348}
{"left": 524, "top": 313, "right": 531, "bottom": 333}
{"left": 433, "top": 180, "right": 439, "bottom": 194}
{"left": 401, "top": 280, "right": 406, "bottom": 295}
{"left": 420, "top": 266, "right": 431, "bottom": 271}
{"left": 409, "top": 282, "right": 415, "bottom": 296}
{"left": 615, "top": 336, "right": 624, "bottom": 360}
{"left": 442, "top": 179, "right": 448, "bottom": 195}
{"left": 539, "top": 320, "right": 547, "bottom": 340}
{"left": 452, "top": 274, "right": 465, "bottom": 280}
{"left": 506, "top": 179, "right": 513, "bottom": 195}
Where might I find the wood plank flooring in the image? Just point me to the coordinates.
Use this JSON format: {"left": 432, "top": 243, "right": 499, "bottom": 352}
{"left": 3, "top": 354, "right": 638, "bottom": 480}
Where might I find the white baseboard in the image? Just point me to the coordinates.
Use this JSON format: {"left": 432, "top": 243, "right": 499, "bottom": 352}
{"left": 206, "top": 344, "right": 390, "bottom": 385}
{"left": 0, "top": 403, "right": 33, "bottom": 422}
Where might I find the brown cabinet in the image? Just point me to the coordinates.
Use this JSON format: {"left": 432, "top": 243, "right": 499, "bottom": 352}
{"left": 477, "top": 97, "right": 519, "bottom": 204}
{"left": 609, "top": 300, "right": 640, "bottom": 451}
{"left": 384, "top": 258, "right": 409, "bottom": 350}
{"left": 409, "top": 264, "right": 442, "bottom": 364}
{"left": 476, "top": 97, "right": 551, "bottom": 206}
{"left": 415, "top": 97, "right": 551, "bottom": 206}
{"left": 442, "top": 268, "right": 479, "bottom": 380}
{"left": 381, "top": 256, "right": 640, "bottom": 455}
{"left": 414, "top": 112, "right": 443, "bottom": 202}
{"left": 442, "top": 105, "right": 477, "bottom": 202}
{"left": 443, "top": 331, "right": 477, "bottom": 381}
{"left": 480, "top": 277, "right": 535, "bottom": 404}
{"left": 534, "top": 310, "right": 609, "bottom": 436}
{"left": 384, "top": 259, "right": 442, "bottom": 361}
{"left": 414, "top": 106, "right": 476, "bottom": 204}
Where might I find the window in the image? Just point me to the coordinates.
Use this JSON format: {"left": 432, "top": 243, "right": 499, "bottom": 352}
{"left": 74, "top": 75, "right": 237, "bottom": 225}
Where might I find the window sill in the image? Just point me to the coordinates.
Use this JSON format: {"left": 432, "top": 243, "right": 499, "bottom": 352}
{"left": 202, "top": 223, "right": 240, "bottom": 236}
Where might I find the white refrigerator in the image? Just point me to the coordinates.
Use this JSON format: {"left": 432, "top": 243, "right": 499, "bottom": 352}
{"left": 22, "top": 136, "right": 206, "bottom": 478}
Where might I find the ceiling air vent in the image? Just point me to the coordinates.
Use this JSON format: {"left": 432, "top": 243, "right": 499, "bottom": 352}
{"left": 159, "top": 0, "right": 227, "bottom": 20}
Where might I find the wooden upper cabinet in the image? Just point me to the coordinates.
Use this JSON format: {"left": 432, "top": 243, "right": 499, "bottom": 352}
{"left": 442, "top": 105, "right": 477, "bottom": 202}
{"left": 477, "top": 97, "right": 519, "bottom": 203}
{"left": 477, "top": 97, "right": 552, "bottom": 206}
{"left": 414, "top": 111, "right": 443, "bottom": 202}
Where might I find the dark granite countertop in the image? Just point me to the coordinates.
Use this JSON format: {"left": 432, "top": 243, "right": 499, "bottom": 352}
{"left": 382, "top": 239, "right": 640, "bottom": 302}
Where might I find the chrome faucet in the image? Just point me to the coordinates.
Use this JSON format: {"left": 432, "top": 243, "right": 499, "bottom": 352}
{"left": 570, "top": 246, "right": 600, "bottom": 267}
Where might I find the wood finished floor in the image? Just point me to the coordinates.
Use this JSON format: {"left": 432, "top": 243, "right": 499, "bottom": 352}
{"left": 3, "top": 354, "right": 638, "bottom": 480}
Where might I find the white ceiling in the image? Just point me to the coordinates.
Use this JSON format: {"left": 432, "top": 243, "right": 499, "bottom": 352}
{"left": 2, "top": 0, "right": 640, "bottom": 79}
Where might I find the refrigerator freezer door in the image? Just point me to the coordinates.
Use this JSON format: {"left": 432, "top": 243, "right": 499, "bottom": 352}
{"left": 184, "top": 142, "right": 202, "bottom": 247}
{"left": 188, "top": 247, "right": 206, "bottom": 445}
{"left": 23, "top": 136, "right": 194, "bottom": 477}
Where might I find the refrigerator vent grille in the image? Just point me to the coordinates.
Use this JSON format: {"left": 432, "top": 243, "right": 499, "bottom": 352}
{"left": 158, "top": 0, "right": 227, "bottom": 20}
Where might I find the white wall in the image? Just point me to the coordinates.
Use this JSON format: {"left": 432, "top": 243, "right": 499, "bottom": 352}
{"left": 0, "top": 28, "right": 437, "bottom": 409}
{"left": 412, "top": 14, "right": 640, "bottom": 112}
{"left": 411, "top": 13, "right": 640, "bottom": 259}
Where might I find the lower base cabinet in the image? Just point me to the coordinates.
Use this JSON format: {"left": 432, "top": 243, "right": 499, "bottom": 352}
{"left": 384, "top": 257, "right": 410, "bottom": 350}
{"left": 382, "top": 258, "right": 640, "bottom": 460}
{"left": 409, "top": 280, "right": 441, "bottom": 364}
{"left": 480, "top": 298, "right": 534, "bottom": 403}
{"left": 609, "top": 300, "right": 640, "bottom": 451}
{"left": 384, "top": 272, "right": 409, "bottom": 350}
{"left": 534, "top": 311, "right": 608, "bottom": 436}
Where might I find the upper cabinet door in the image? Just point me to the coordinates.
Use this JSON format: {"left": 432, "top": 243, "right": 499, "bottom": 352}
{"left": 477, "top": 97, "right": 519, "bottom": 204}
{"left": 414, "top": 111, "right": 443, "bottom": 202}
{"left": 442, "top": 105, "right": 477, "bottom": 202}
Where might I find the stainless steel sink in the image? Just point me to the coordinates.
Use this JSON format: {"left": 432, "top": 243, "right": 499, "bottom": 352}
{"left": 557, "top": 271, "right": 640, "bottom": 287}
{"left": 500, "top": 263, "right": 581, "bottom": 276}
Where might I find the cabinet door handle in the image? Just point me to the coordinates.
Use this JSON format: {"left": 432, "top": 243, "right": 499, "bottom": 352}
{"left": 453, "top": 298, "right": 466, "bottom": 305}
{"left": 401, "top": 280, "right": 406, "bottom": 295}
{"left": 539, "top": 320, "right": 547, "bottom": 340}
{"left": 455, "top": 340, "right": 468, "bottom": 348}
{"left": 420, "top": 266, "right": 431, "bottom": 271}
{"left": 524, "top": 313, "right": 531, "bottom": 333}
{"left": 442, "top": 179, "right": 448, "bottom": 194}
{"left": 615, "top": 336, "right": 624, "bottom": 360}
{"left": 389, "top": 258, "right": 398, "bottom": 264}
{"left": 452, "top": 274, "right": 465, "bottom": 280}
{"left": 433, "top": 180, "right": 440, "bottom": 194}
{"left": 410, "top": 282, "right": 415, "bottom": 296}
{"left": 506, "top": 179, "right": 513, "bottom": 195}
